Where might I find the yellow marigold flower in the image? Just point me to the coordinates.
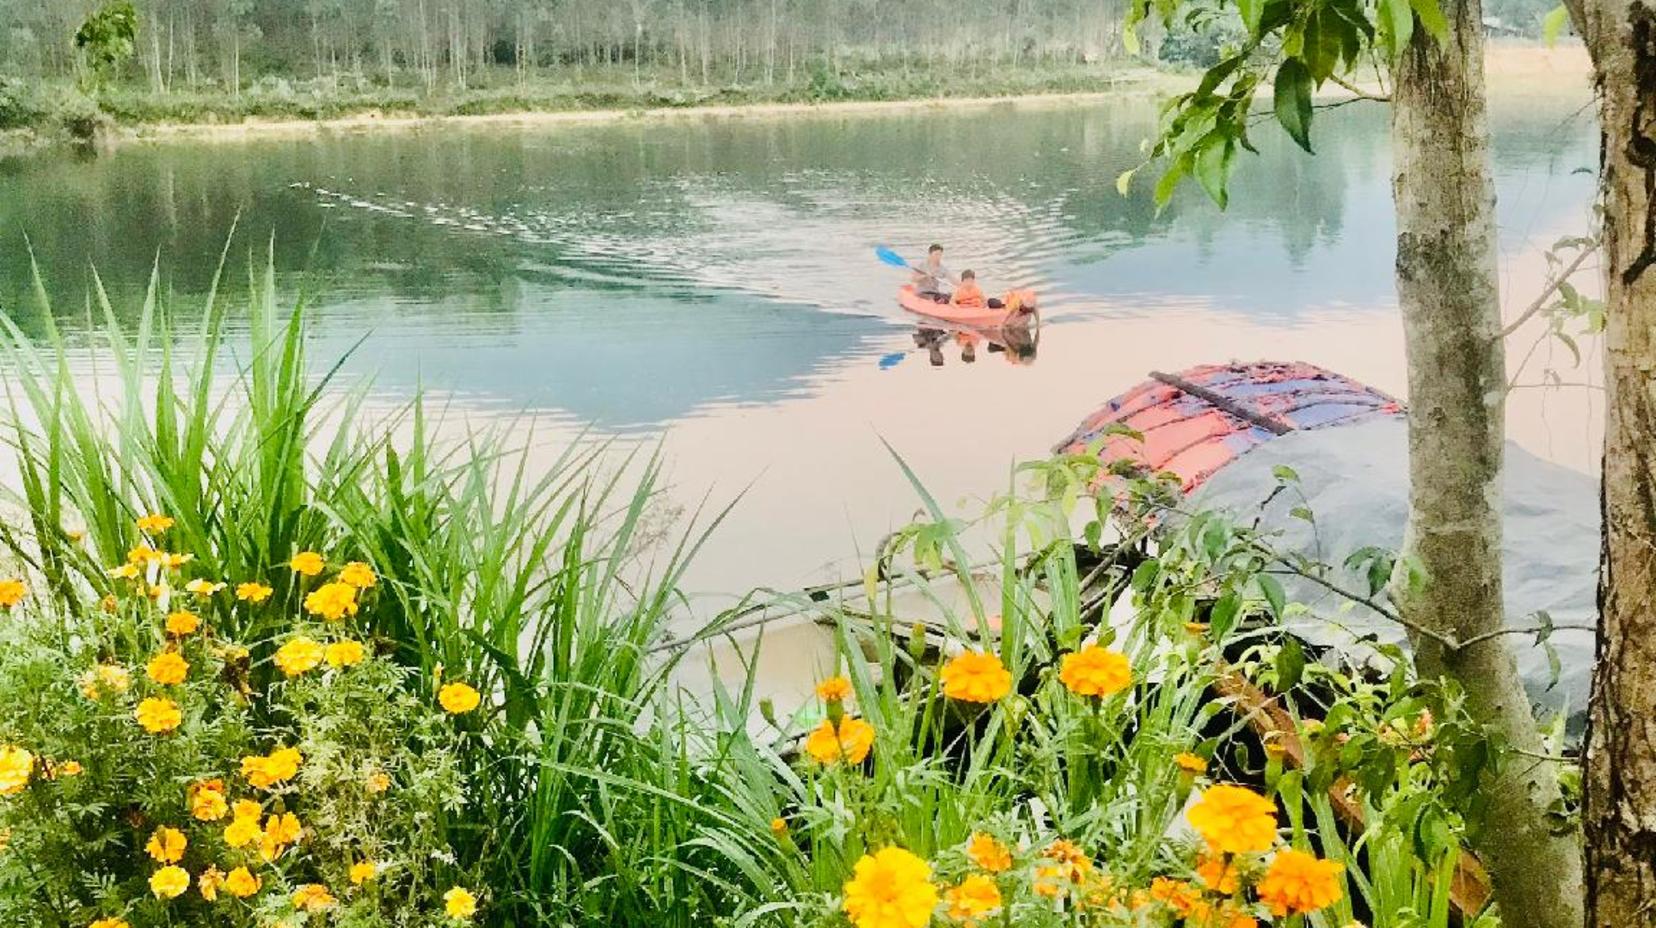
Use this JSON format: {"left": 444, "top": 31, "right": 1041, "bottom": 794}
{"left": 816, "top": 675, "right": 852, "bottom": 702}
{"left": 842, "top": 847, "right": 938, "bottom": 928}
{"left": 325, "top": 639, "right": 366, "bottom": 668}
{"left": 161, "top": 552, "right": 192, "bottom": 570}
{"left": 265, "top": 812, "right": 302, "bottom": 845}
{"left": 438, "top": 681, "right": 482, "bottom": 714}
{"left": 274, "top": 636, "right": 325, "bottom": 677}
{"left": 1257, "top": 848, "right": 1344, "bottom": 916}
{"left": 185, "top": 578, "right": 225, "bottom": 596}
{"left": 135, "top": 697, "right": 183, "bottom": 734}
{"left": 100, "top": 593, "right": 119, "bottom": 613}
{"left": 1034, "top": 839, "right": 1093, "bottom": 894}
{"left": 0, "top": 746, "right": 34, "bottom": 795}
{"left": 223, "top": 813, "right": 262, "bottom": 849}
{"left": 1174, "top": 752, "right": 1208, "bottom": 775}
{"left": 108, "top": 563, "right": 140, "bottom": 580}
{"left": 165, "top": 611, "right": 201, "bottom": 636}
{"left": 803, "top": 717, "right": 876, "bottom": 766}
{"left": 81, "top": 663, "right": 132, "bottom": 699}
{"left": 944, "top": 874, "right": 1002, "bottom": 922}
{"left": 365, "top": 770, "right": 391, "bottom": 794}
{"left": 235, "top": 582, "right": 273, "bottom": 604}
{"left": 289, "top": 551, "right": 325, "bottom": 576}
{"left": 127, "top": 544, "right": 160, "bottom": 566}
{"left": 137, "top": 514, "right": 175, "bottom": 533}
{"left": 938, "top": 650, "right": 1012, "bottom": 703}
{"left": 1057, "top": 645, "right": 1132, "bottom": 698}
{"left": 149, "top": 865, "right": 189, "bottom": 899}
{"left": 965, "top": 833, "right": 1011, "bottom": 873}
{"left": 55, "top": 760, "right": 83, "bottom": 777}
{"left": 0, "top": 578, "right": 25, "bottom": 607}
{"left": 1196, "top": 853, "right": 1240, "bottom": 894}
{"left": 224, "top": 866, "right": 261, "bottom": 898}
{"left": 242, "top": 746, "right": 302, "bottom": 789}
{"left": 145, "top": 826, "right": 187, "bottom": 864}
{"left": 146, "top": 651, "right": 189, "bottom": 685}
{"left": 444, "top": 886, "right": 479, "bottom": 920}
{"left": 769, "top": 817, "right": 788, "bottom": 837}
{"left": 199, "top": 865, "right": 224, "bottom": 902}
{"left": 338, "top": 561, "right": 376, "bottom": 588}
{"left": 1187, "top": 784, "right": 1278, "bottom": 854}
{"left": 189, "top": 780, "right": 229, "bottom": 821}
{"left": 304, "top": 581, "right": 359, "bottom": 621}
{"left": 349, "top": 860, "right": 378, "bottom": 884}
{"left": 232, "top": 798, "right": 262, "bottom": 819}
{"left": 292, "top": 884, "right": 336, "bottom": 912}
{"left": 90, "top": 919, "right": 130, "bottom": 928}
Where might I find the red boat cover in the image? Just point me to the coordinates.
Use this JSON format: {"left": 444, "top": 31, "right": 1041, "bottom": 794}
{"left": 1054, "top": 361, "right": 1405, "bottom": 493}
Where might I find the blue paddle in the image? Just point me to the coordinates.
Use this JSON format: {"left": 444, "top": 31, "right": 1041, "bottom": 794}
{"left": 875, "top": 245, "right": 913, "bottom": 270}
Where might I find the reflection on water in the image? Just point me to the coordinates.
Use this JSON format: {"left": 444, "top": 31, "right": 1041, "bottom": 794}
{"left": 0, "top": 90, "right": 1602, "bottom": 596}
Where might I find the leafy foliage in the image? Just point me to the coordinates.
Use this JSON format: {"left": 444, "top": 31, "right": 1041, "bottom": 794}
{"left": 73, "top": 1, "right": 138, "bottom": 91}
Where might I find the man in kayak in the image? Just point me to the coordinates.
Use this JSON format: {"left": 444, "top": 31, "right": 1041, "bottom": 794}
{"left": 912, "top": 244, "right": 956, "bottom": 301}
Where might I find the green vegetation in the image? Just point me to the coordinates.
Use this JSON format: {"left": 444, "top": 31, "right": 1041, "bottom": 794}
{"left": 0, "top": 256, "right": 1533, "bottom": 926}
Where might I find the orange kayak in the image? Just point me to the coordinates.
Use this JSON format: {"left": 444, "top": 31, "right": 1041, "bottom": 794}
{"left": 897, "top": 285, "right": 1036, "bottom": 329}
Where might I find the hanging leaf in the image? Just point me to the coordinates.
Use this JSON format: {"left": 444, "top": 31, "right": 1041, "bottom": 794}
{"left": 1195, "top": 135, "right": 1235, "bottom": 208}
{"left": 1410, "top": 0, "right": 1450, "bottom": 42}
{"left": 1116, "top": 167, "right": 1137, "bottom": 197}
{"left": 1273, "top": 58, "right": 1315, "bottom": 153}
{"left": 1258, "top": 573, "right": 1287, "bottom": 619}
{"left": 1542, "top": 4, "right": 1570, "bottom": 45}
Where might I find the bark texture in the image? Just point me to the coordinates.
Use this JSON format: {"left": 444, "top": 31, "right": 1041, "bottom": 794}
{"left": 1389, "top": 2, "right": 1585, "bottom": 924}
{"left": 1571, "top": 1, "right": 1656, "bottom": 924}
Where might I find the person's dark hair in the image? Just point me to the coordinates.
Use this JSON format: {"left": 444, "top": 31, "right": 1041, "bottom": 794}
{"left": 928, "top": 243, "right": 943, "bottom": 253}
{"left": 960, "top": 269, "right": 976, "bottom": 280}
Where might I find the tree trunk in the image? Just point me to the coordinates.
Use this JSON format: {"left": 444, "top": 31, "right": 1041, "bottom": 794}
{"left": 1389, "top": 2, "right": 1585, "bottom": 926}
{"left": 1566, "top": 0, "right": 1656, "bottom": 922}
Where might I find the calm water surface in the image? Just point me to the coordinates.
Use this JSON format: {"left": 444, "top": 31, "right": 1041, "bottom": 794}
{"left": 0, "top": 91, "right": 1602, "bottom": 599}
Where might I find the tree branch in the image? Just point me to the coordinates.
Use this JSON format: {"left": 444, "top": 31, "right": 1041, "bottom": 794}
{"left": 1497, "top": 243, "right": 1598, "bottom": 339}
{"left": 1329, "top": 72, "right": 1390, "bottom": 101}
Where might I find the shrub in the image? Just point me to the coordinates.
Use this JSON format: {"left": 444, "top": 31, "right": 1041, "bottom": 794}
{"left": 0, "top": 76, "right": 45, "bottom": 130}
{"left": 0, "top": 548, "right": 478, "bottom": 927}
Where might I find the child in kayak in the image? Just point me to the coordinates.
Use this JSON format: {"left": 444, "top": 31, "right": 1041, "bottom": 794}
{"left": 952, "top": 269, "right": 986, "bottom": 308}
{"left": 912, "top": 244, "right": 956, "bottom": 301}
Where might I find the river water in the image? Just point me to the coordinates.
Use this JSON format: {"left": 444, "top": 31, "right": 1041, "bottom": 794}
{"left": 0, "top": 89, "right": 1601, "bottom": 600}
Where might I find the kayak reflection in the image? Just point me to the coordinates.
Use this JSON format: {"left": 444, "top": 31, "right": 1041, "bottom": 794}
{"left": 911, "top": 314, "right": 1039, "bottom": 368}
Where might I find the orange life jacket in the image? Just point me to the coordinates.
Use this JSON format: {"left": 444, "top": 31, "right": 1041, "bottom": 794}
{"left": 953, "top": 281, "right": 985, "bottom": 308}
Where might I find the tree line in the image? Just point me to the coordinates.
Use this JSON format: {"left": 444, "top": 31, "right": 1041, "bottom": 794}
{"left": 0, "top": 0, "right": 1135, "bottom": 92}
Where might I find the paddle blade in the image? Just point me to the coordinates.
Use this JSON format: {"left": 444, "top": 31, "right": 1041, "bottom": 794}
{"left": 874, "top": 245, "right": 911, "bottom": 269}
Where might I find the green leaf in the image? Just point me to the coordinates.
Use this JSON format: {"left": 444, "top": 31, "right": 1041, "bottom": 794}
{"left": 1275, "top": 637, "right": 1306, "bottom": 690}
{"left": 1410, "top": 0, "right": 1449, "bottom": 42}
{"left": 1378, "top": 0, "right": 1414, "bottom": 56}
{"left": 1273, "top": 58, "right": 1315, "bottom": 153}
{"left": 1272, "top": 464, "right": 1300, "bottom": 483}
{"left": 1194, "top": 136, "right": 1235, "bottom": 209}
{"left": 1238, "top": 0, "right": 1265, "bottom": 36}
{"left": 1153, "top": 153, "right": 1192, "bottom": 211}
{"left": 1258, "top": 573, "right": 1287, "bottom": 619}
{"left": 1542, "top": 4, "right": 1570, "bottom": 45}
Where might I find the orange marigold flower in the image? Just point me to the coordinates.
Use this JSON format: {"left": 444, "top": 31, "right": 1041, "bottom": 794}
{"left": 145, "top": 826, "right": 187, "bottom": 864}
{"left": 939, "top": 651, "right": 1012, "bottom": 703}
{"left": 292, "top": 884, "right": 337, "bottom": 912}
{"left": 1057, "top": 645, "right": 1131, "bottom": 698}
{"left": 1196, "top": 853, "right": 1241, "bottom": 894}
{"left": 289, "top": 551, "right": 325, "bottom": 576}
{"left": 1174, "top": 752, "right": 1208, "bottom": 775}
{"left": 135, "top": 697, "right": 182, "bottom": 734}
{"left": 0, "top": 746, "right": 33, "bottom": 795}
{"left": 189, "top": 779, "right": 229, "bottom": 821}
{"left": 1149, "top": 876, "right": 1199, "bottom": 915}
{"left": 223, "top": 813, "right": 263, "bottom": 849}
{"left": 816, "top": 675, "right": 853, "bottom": 702}
{"left": 439, "top": 681, "right": 482, "bottom": 714}
{"left": 241, "top": 746, "right": 302, "bottom": 789}
{"left": 0, "top": 578, "right": 25, "bottom": 607}
{"left": 1187, "top": 784, "right": 1278, "bottom": 854}
{"left": 1257, "top": 848, "right": 1344, "bottom": 916}
{"left": 146, "top": 651, "right": 189, "bottom": 685}
{"left": 149, "top": 865, "right": 189, "bottom": 899}
{"left": 325, "top": 639, "right": 366, "bottom": 668}
{"left": 303, "top": 581, "right": 359, "bottom": 621}
{"left": 54, "top": 759, "right": 83, "bottom": 777}
{"left": 274, "top": 636, "right": 325, "bottom": 677}
{"left": 965, "top": 833, "right": 1012, "bottom": 873}
{"left": 90, "top": 919, "right": 130, "bottom": 928}
{"left": 842, "top": 847, "right": 938, "bottom": 928}
{"left": 338, "top": 561, "right": 377, "bottom": 588}
{"left": 944, "top": 874, "right": 1002, "bottom": 922}
{"left": 165, "top": 610, "right": 201, "bottom": 636}
{"left": 235, "top": 582, "right": 273, "bottom": 604}
{"left": 803, "top": 717, "right": 875, "bottom": 766}
{"left": 223, "top": 866, "right": 260, "bottom": 898}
